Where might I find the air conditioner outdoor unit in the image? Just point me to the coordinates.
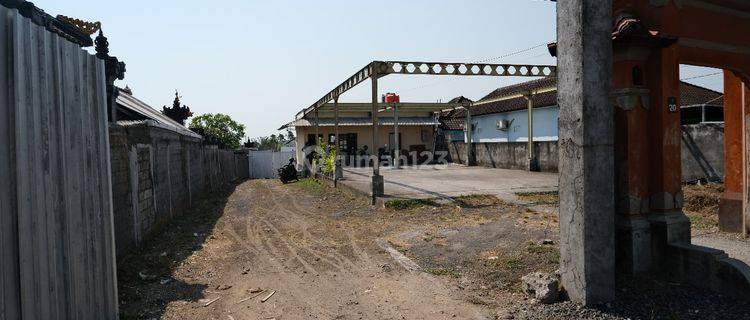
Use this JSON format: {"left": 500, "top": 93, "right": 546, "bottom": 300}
{"left": 496, "top": 119, "right": 510, "bottom": 131}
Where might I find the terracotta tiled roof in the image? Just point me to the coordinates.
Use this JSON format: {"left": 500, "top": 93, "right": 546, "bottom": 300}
{"left": 450, "top": 77, "right": 558, "bottom": 118}
{"left": 440, "top": 78, "right": 723, "bottom": 128}
{"left": 448, "top": 96, "right": 473, "bottom": 104}
{"left": 440, "top": 116, "right": 465, "bottom": 130}
{"left": 680, "top": 81, "right": 723, "bottom": 106}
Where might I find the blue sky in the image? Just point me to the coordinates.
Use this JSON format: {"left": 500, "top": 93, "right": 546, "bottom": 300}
{"left": 36, "top": 0, "right": 723, "bottom": 138}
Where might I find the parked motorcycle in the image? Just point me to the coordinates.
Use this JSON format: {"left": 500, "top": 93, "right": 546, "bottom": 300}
{"left": 278, "top": 158, "right": 299, "bottom": 184}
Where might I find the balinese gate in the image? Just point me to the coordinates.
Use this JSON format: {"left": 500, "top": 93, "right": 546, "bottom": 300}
{"left": 555, "top": 0, "right": 750, "bottom": 305}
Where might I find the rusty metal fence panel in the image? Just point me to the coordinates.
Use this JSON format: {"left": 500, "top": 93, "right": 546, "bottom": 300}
{"left": 0, "top": 6, "right": 118, "bottom": 320}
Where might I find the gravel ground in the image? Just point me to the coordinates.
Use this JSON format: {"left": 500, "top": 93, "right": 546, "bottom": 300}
{"left": 501, "top": 277, "right": 750, "bottom": 320}
{"left": 693, "top": 232, "right": 750, "bottom": 265}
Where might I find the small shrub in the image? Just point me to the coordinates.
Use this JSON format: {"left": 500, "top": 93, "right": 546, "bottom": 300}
{"left": 314, "top": 137, "right": 337, "bottom": 177}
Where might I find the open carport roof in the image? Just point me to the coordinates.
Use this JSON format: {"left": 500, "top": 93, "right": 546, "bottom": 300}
{"left": 283, "top": 60, "right": 557, "bottom": 136}
{"left": 295, "top": 60, "right": 556, "bottom": 120}
{"left": 294, "top": 102, "right": 460, "bottom": 120}
{"left": 280, "top": 117, "right": 441, "bottom": 130}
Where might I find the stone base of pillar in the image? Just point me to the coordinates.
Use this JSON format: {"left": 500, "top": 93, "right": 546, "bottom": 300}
{"left": 616, "top": 212, "right": 690, "bottom": 277}
{"left": 371, "top": 174, "right": 384, "bottom": 197}
{"left": 335, "top": 165, "right": 343, "bottom": 180}
{"left": 719, "top": 197, "right": 743, "bottom": 233}
{"left": 528, "top": 157, "right": 540, "bottom": 172}
{"left": 467, "top": 147, "right": 476, "bottom": 167}
{"left": 648, "top": 211, "right": 691, "bottom": 246}
{"left": 615, "top": 216, "right": 652, "bottom": 275}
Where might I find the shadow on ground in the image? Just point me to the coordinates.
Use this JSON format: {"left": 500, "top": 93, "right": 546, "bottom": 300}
{"left": 117, "top": 181, "right": 241, "bottom": 320}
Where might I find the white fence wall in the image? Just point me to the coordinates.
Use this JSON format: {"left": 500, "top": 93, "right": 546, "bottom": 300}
{"left": 0, "top": 7, "right": 118, "bottom": 320}
{"left": 249, "top": 150, "right": 295, "bottom": 179}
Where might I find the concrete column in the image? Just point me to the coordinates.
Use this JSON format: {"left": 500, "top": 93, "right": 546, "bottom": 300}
{"left": 314, "top": 108, "right": 320, "bottom": 176}
{"left": 371, "top": 72, "right": 384, "bottom": 202}
{"left": 315, "top": 109, "right": 320, "bottom": 142}
{"left": 526, "top": 93, "right": 539, "bottom": 171}
{"left": 334, "top": 96, "right": 343, "bottom": 185}
{"left": 557, "top": 0, "right": 615, "bottom": 305}
{"left": 394, "top": 104, "right": 400, "bottom": 169}
{"left": 745, "top": 79, "right": 749, "bottom": 238}
{"left": 465, "top": 106, "right": 475, "bottom": 166}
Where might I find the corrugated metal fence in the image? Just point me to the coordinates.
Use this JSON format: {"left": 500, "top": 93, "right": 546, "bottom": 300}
{"left": 0, "top": 6, "right": 118, "bottom": 320}
{"left": 249, "top": 150, "right": 295, "bottom": 179}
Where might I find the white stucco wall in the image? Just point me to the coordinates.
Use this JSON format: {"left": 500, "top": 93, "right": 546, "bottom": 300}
{"left": 295, "top": 125, "right": 435, "bottom": 157}
{"left": 467, "top": 105, "right": 559, "bottom": 143}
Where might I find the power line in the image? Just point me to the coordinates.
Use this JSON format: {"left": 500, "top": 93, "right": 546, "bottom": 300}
{"left": 401, "top": 42, "right": 554, "bottom": 93}
{"left": 680, "top": 72, "right": 722, "bottom": 81}
{"left": 474, "top": 43, "right": 550, "bottom": 63}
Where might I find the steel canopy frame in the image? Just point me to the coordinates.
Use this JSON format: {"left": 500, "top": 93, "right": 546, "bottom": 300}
{"left": 300, "top": 60, "right": 556, "bottom": 204}
{"left": 299, "top": 61, "right": 556, "bottom": 119}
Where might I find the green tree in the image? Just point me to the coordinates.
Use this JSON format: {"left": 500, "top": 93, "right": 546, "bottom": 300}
{"left": 243, "top": 138, "right": 259, "bottom": 149}
{"left": 255, "top": 134, "right": 283, "bottom": 151}
{"left": 189, "top": 113, "right": 246, "bottom": 149}
{"left": 285, "top": 129, "right": 295, "bottom": 142}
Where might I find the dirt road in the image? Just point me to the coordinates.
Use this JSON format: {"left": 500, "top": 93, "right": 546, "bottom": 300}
{"left": 119, "top": 179, "right": 530, "bottom": 319}
{"left": 119, "top": 180, "right": 750, "bottom": 320}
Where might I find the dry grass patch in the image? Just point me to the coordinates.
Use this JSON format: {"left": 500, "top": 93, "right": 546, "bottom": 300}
{"left": 385, "top": 198, "right": 439, "bottom": 210}
{"left": 423, "top": 267, "right": 462, "bottom": 278}
{"left": 452, "top": 194, "right": 502, "bottom": 208}
{"left": 290, "top": 178, "right": 326, "bottom": 194}
{"left": 683, "top": 183, "right": 722, "bottom": 233}
{"left": 515, "top": 191, "right": 559, "bottom": 206}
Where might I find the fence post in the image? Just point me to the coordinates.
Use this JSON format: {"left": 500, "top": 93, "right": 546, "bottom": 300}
{"left": 128, "top": 146, "right": 141, "bottom": 246}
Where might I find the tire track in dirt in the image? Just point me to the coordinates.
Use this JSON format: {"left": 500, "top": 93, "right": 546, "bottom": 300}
{"left": 256, "top": 217, "right": 323, "bottom": 274}
{"left": 284, "top": 195, "right": 375, "bottom": 267}
{"left": 226, "top": 182, "right": 351, "bottom": 274}
{"left": 257, "top": 183, "right": 364, "bottom": 272}
{"left": 231, "top": 182, "right": 346, "bottom": 319}
{"left": 252, "top": 207, "right": 354, "bottom": 272}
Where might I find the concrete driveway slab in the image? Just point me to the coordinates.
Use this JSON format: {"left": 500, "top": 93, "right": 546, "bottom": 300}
{"left": 340, "top": 164, "right": 558, "bottom": 202}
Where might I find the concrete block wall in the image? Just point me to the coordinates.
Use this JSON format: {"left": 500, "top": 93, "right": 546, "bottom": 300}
{"left": 448, "top": 123, "right": 723, "bottom": 181}
{"left": 681, "top": 123, "right": 724, "bottom": 182}
{"left": 448, "top": 141, "right": 560, "bottom": 172}
{"left": 109, "top": 122, "right": 248, "bottom": 257}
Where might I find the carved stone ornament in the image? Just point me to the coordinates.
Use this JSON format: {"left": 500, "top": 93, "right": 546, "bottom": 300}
{"left": 611, "top": 88, "right": 651, "bottom": 111}
{"left": 56, "top": 15, "right": 101, "bottom": 36}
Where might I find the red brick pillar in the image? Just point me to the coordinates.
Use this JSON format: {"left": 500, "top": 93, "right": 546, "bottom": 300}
{"left": 722, "top": 71, "right": 750, "bottom": 233}
{"left": 645, "top": 46, "right": 691, "bottom": 250}
{"left": 613, "top": 57, "right": 653, "bottom": 274}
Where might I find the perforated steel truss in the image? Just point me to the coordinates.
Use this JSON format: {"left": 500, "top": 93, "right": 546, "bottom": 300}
{"left": 299, "top": 60, "right": 556, "bottom": 119}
